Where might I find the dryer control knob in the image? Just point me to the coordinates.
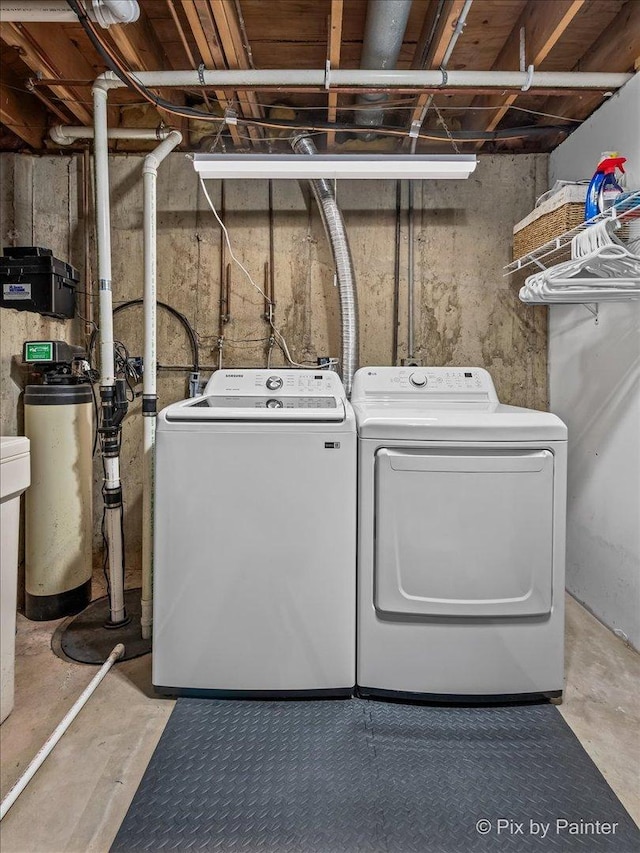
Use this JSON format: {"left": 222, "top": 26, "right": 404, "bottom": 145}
{"left": 409, "top": 373, "right": 427, "bottom": 388}
{"left": 266, "top": 398, "right": 283, "bottom": 408}
{"left": 266, "top": 376, "right": 283, "bottom": 390}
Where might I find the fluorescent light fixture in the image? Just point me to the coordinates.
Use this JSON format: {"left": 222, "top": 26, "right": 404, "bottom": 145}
{"left": 192, "top": 154, "right": 477, "bottom": 180}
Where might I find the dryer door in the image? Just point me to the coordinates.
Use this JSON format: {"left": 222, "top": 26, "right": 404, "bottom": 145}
{"left": 374, "top": 448, "right": 554, "bottom": 617}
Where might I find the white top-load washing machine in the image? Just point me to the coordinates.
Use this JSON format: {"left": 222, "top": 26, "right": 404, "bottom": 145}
{"left": 352, "top": 366, "right": 567, "bottom": 700}
{"left": 153, "top": 369, "right": 356, "bottom": 696}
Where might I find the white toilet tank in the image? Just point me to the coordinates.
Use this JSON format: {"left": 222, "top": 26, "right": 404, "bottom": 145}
{"left": 1, "top": 436, "right": 30, "bottom": 723}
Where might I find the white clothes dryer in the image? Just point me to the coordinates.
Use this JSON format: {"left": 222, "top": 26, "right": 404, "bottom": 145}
{"left": 352, "top": 366, "right": 567, "bottom": 701}
{"left": 153, "top": 369, "right": 356, "bottom": 697}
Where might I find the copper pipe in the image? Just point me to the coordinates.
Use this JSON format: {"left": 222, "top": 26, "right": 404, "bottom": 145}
{"left": 226, "top": 264, "right": 231, "bottom": 321}
{"left": 268, "top": 180, "right": 275, "bottom": 310}
{"left": 263, "top": 261, "right": 270, "bottom": 319}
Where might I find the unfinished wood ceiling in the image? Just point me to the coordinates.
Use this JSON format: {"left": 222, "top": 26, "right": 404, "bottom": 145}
{"left": 1, "top": 0, "right": 638, "bottom": 154}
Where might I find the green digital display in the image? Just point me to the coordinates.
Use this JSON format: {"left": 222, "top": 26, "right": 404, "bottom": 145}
{"left": 25, "top": 342, "right": 53, "bottom": 362}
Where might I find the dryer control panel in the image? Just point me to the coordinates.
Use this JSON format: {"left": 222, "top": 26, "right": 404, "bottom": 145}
{"left": 351, "top": 367, "right": 499, "bottom": 403}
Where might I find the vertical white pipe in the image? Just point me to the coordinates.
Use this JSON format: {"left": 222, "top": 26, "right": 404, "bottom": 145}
{"left": 141, "top": 132, "right": 182, "bottom": 639}
{"left": 407, "top": 180, "right": 415, "bottom": 361}
{"left": 93, "top": 82, "right": 125, "bottom": 625}
{"left": 93, "top": 86, "right": 116, "bottom": 387}
{"left": 0, "top": 644, "right": 124, "bottom": 822}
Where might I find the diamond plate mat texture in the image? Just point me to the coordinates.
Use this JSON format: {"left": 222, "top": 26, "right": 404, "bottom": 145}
{"left": 111, "top": 699, "right": 639, "bottom": 853}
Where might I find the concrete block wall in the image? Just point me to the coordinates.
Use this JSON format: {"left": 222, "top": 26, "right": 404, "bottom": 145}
{"left": 1, "top": 151, "right": 548, "bottom": 570}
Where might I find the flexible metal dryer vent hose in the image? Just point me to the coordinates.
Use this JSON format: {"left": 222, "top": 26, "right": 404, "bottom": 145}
{"left": 290, "top": 133, "right": 359, "bottom": 396}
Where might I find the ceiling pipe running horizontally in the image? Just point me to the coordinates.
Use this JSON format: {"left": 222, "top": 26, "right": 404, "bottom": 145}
{"left": 0, "top": 0, "right": 139, "bottom": 25}
{"left": 91, "top": 68, "right": 632, "bottom": 92}
{"left": 355, "top": 0, "right": 413, "bottom": 132}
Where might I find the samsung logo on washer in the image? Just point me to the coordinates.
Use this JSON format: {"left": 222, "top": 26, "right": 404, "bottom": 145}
{"left": 225, "top": 373, "right": 244, "bottom": 378}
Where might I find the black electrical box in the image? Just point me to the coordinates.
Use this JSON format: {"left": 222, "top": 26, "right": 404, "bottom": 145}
{"left": 0, "top": 247, "right": 78, "bottom": 319}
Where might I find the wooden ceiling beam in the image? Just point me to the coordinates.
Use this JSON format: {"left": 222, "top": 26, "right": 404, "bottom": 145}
{"left": 535, "top": 0, "right": 640, "bottom": 127}
{"left": 0, "top": 22, "right": 93, "bottom": 124}
{"left": 0, "top": 62, "right": 47, "bottom": 148}
{"left": 327, "top": 0, "right": 344, "bottom": 150}
{"left": 179, "top": 0, "right": 242, "bottom": 145}
{"left": 464, "top": 0, "right": 586, "bottom": 144}
{"left": 104, "top": 7, "right": 187, "bottom": 132}
{"left": 405, "top": 1, "right": 468, "bottom": 143}
{"left": 207, "top": 0, "right": 263, "bottom": 144}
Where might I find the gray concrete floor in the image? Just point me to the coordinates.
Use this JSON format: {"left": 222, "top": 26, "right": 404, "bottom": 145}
{"left": 1, "top": 592, "right": 638, "bottom": 851}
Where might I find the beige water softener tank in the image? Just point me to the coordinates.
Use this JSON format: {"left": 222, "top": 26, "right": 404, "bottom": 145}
{"left": 24, "top": 384, "right": 93, "bottom": 620}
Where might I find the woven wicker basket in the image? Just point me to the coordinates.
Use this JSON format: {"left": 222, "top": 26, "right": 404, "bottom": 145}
{"left": 513, "top": 185, "right": 587, "bottom": 259}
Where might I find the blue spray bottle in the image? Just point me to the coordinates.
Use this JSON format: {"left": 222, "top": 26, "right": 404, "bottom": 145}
{"left": 585, "top": 156, "right": 626, "bottom": 220}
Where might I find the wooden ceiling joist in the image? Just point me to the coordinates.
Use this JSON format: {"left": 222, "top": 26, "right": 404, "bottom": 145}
{"left": 104, "top": 6, "right": 187, "bottom": 132}
{"left": 327, "top": 0, "right": 344, "bottom": 150}
{"left": 463, "top": 0, "right": 586, "bottom": 145}
{"left": 0, "top": 62, "right": 48, "bottom": 148}
{"left": 179, "top": 0, "right": 241, "bottom": 145}
{"left": 0, "top": 21, "right": 94, "bottom": 125}
{"left": 207, "top": 0, "right": 263, "bottom": 145}
{"left": 536, "top": 0, "right": 640, "bottom": 128}
{"left": 405, "top": 0, "right": 468, "bottom": 144}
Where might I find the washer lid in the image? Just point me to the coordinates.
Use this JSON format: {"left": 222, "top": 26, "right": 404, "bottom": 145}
{"left": 353, "top": 401, "right": 567, "bottom": 441}
{"left": 164, "top": 396, "right": 346, "bottom": 422}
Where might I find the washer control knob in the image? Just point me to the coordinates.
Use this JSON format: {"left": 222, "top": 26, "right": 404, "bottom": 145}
{"left": 266, "top": 398, "right": 283, "bottom": 409}
{"left": 409, "top": 373, "right": 427, "bottom": 388}
{"left": 266, "top": 376, "right": 283, "bottom": 390}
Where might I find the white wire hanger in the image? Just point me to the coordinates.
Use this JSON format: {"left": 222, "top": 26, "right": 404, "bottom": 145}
{"left": 519, "top": 214, "right": 640, "bottom": 305}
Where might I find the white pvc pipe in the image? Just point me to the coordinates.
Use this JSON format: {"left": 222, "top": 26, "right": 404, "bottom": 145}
{"left": 93, "top": 87, "right": 115, "bottom": 388}
{"left": 0, "top": 1, "right": 77, "bottom": 21}
{"left": 0, "top": 0, "right": 139, "bottom": 25}
{"left": 0, "top": 644, "right": 124, "bottom": 822}
{"left": 94, "top": 67, "right": 632, "bottom": 91}
{"left": 141, "top": 131, "right": 182, "bottom": 640}
{"left": 93, "top": 82, "right": 126, "bottom": 626}
{"left": 50, "top": 126, "right": 170, "bottom": 146}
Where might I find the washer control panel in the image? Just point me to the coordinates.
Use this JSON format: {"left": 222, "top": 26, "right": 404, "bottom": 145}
{"left": 205, "top": 369, "right": 346, "bottom": 400}
{"left": 351, "top": 367, "right": 498, "bottom": 402}
{"left": 192, "top": 396, "right": 337, "bottom": 410}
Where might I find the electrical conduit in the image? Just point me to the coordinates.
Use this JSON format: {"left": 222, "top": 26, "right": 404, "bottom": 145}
{"left": 141, "top": 130, "right": 182, "bottom": 640}
{"left": 291, "top": 133, "right": 358, "bottom": 395}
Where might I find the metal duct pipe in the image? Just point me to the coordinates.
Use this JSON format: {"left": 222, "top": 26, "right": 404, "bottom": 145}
{"left": 291, "top": 134, "right": 358, "bottom": 396}
{"left": 356, "top": 0, "right": 413, "bottom": 129}
{"left": 0, "top": 0, "right": 139, "bottom": 25}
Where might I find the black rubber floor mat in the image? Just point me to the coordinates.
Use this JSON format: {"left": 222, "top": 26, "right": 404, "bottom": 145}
{"left": 111, "top": 699, "right": 639, "bottom": 853}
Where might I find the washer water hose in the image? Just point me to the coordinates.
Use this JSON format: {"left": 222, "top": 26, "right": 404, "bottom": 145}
{"left": 290, "top": 134, "right": 359, "bottom": 396}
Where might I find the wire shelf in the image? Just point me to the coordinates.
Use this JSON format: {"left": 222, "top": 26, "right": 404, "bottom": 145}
{"left": 505, "top": 191, "right": 640, "bottom": 276}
